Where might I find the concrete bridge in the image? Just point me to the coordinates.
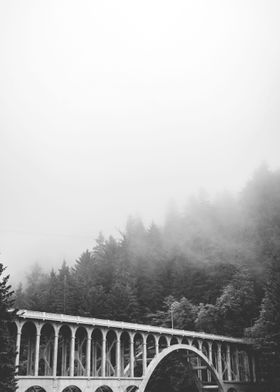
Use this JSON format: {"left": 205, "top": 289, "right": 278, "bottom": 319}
{"left": 13, "top": 310, "right": 258, "bottom": 392}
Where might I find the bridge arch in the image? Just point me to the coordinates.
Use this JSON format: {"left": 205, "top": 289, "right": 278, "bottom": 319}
{"left": 138, "top": 344, "right": 224, "bottom": 392}
{"left": 95, "top": 386, "right": 113, "bottom": 392}
{"left": 126, "top": 386, "right": 139, "bottom": 392}
{"left": 61, "top": 386, "right": 82, "bottom": 392}
{"left": 25, "top": 387, "right": 46, "bottom": 392}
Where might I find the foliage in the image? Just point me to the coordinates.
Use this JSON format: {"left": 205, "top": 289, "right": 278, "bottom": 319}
{"left": 247, "top": 253, "right": 280, "bottom": 391}
{"left": 195, "top": 304, "right": 220, "bottom": 334}
{"left": 148, "top": 296, "right": 198, "bottom": 331}
{"left": 0, "top": 263, "right": 17, "bottom": 392}
{"left": 145, "top": 351, "right": 200, "bottom": 392}
{"left": 215, "top": 268, "right": 259, "bottom": 336}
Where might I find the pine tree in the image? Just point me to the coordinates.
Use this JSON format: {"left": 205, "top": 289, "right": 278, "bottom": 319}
{"left": 14, "top": 283, "right": 26, "bottom": 309}
{"left": 215, "top": 268, "right": 259, "bottom": 336}
{"left": 248, "top": 254, "right": 280, "bottom": 391}
{"left": 0, "top": 263, "right": 17, "bottom": 392}
{"left": 107, "top": 266, "right": 139, "bottom": 322}
{"left": 23, "top": 263, "right": 47, "bottom": 311}
{"left": 55, "top": 261, "right": 77, "bottom": 314}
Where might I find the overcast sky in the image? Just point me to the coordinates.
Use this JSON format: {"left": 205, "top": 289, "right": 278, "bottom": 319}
{"left": 1, "top": 0, "right": 280, "bottom": 283}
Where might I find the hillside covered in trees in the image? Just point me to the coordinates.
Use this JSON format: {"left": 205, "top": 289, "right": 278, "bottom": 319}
{"left": 14, "top": 165, "right": 280, "bottom": 386}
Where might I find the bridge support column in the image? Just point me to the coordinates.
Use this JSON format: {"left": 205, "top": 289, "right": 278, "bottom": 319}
{"left": 197, "top": 340, "right": 203, "bottom": 381}
{"left": 91, "top": 340, "right": 96, "bottom": 376}
{"left": 226, "top": 344, "right": 232, "bottom": 381}
{"left": 70, "top": 327, "right": 77, "bottom": 377}
{"left": 142, "top": 334, "right": 147, "bottom": 375}
{"left": 116, "top": 331, "right": 121, "bottom": 377}
{"left": 235, "top": 347, "right": 240, "bottom": 381}
{"left": 207, "top": 341, "right": 213, "bottom": 382}
{"left": 251, "top": 352, "right": 256, "bottom": 383}
{"left": 101, "top": 329, "right": 107, "bottom": 377}
{"left": 15, "top": 321, "right": 22, "bottom": 370}
{"left": 130, "top": 332, "right": 135, "bottom": 378}
{"left": 208, "top": 341, "right": 213, "bottom": 363}
{"left": 52, "top": 326, "right": 59, "bottom": 377}
{"left": 217, "top": 343, "right": 223, "bottom": 380}
{"left": 34, "top": 323, "right": 42, "bottom": 376}
{"left": 155, "top": 335, "right": 159, "bottom": 356}
{"left": 166, "top": 336, "right": 171, "bottom": 347}
{"left": 86, "top": 328, "right": 93, "bottom": 377}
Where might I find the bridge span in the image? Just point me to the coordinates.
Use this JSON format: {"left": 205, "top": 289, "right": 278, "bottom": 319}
{"left": 13, "top": 310, "right": 258, "bottom": 392}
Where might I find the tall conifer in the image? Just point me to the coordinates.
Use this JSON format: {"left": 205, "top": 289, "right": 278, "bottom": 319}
{"left": 0, "top": 263, "right": 17, "bottom": 391}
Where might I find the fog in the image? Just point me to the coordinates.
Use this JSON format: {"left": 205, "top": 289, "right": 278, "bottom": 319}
{"left": 1, "top": 0, "right": 280, "bottom": 282}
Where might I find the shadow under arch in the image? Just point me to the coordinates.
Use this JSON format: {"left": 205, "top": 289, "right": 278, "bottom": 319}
{"left": 138, "top": 344, "right": 224, "bottom": 392}
{"left": 95, "top": 386, "right": 113, "bottom": 392}
{"left": 62, "top": 386, "right": 82, "bottom": 392}
{"left": 25, "top": 387, "right": 46, "bottom": 392}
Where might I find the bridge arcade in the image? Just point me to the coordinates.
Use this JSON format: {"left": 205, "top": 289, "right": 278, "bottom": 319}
{"left": 13, "top": 310, "right": 257, "bottom": 392}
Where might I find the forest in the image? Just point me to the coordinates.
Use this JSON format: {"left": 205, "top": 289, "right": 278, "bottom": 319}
{"left": 13, "top": 165, "right": 280, "bottom": 387}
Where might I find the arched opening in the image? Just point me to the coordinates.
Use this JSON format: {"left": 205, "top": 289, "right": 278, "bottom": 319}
{"left": 62, "top": 386, "right": 82, "bottom": 392}
{"left": 120, "top": 331, "right": 130, "bottom": 377}
{"left": 106, "top": 330, "right": 117, "bottom": 376}
{"left": 39, "top": 323, "right": 55, "bottom": 376}
{"left": 201, "top": 341, "right": 210, "bottom": 383}
{"left": 95, "top": 386, "right": 113, "bottom": 392}
{"left": 170, "top": 336, "right": 178, "bottom": 346}
{"left": 158, "top": 335, "right": 167, "bottom": 352}
{"left": 212, "top": 342, "right": 218, "bottom": 373}
{"left": 74, "top": 326, "right": 87, "bottom": 376}
{"left": 146, "top": 334, "right": 156, "bottom": 367}
{"left": 202, "top": 342, "right": 209, "bottom": 358}
{"left": 25, "top": 387, "right": 46, "bottom": 392}
{"left": 126, "top": 386, "right": 139, "bottom": 392}
{"left": 19, "top": 321, "right": 36, "bottom": 375}
{"left": 230, "top": 346, "right": 238, "bottom": 381}
{"left": 57, "top": 325, "right": 71, "bottom": 376}
{"left": 145, "top": 350, "right": 201, "bottom": 392}
{"left": 238, "top": 349, "right": 250, "bottom": 382}
{"left": 221, "top": 344, "right": 228, "bottom": 381}
{"left": 91, "top": 328, "right": 103, "bottom": 376}
{"left": 140, "top": 345, "right": 223, "bottom": 392}
{"left": 134, "top": 333, "right": 144, "bottom": 377}
{"left": 192, "top": 339, "right": 199, "bottom": 349}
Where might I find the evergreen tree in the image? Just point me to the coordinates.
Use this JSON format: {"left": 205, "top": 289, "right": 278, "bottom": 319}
{"left": 23, "top": 263, "right": 48, "bottom": 311}
{"left": 247, "top": 253, "right": 280, "bottom": 391}
{"left": 55, "top": 261, "right": 77, "bottom": 314}
{"left": 215, "top": 268, "right": 259, "bottom": 336}
{"left": 107, "top": 267, "right": 139, "bottom": 322}
{"left": 0, "top": 263, "right": 17, "bottom": 392}
{"left": 43, "top": 270, "right": 60, "bottom": 313}
{"left": 14, "top": 283, "right": 26, "bottom": 309}
{"left": 148, "top": 296, "right": 178, "bottom": 328}
{"left": 195, "top": 303, "right": 220, "bottom": 334}
{"left": 172, "top": 297, "right": 198, "bottom": 330}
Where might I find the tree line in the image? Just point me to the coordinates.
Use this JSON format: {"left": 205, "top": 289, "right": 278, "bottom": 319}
{"left": 2, "top": 164, "right": 279, "bottom": 390}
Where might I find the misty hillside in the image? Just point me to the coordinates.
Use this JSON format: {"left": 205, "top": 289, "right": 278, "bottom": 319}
{"left": 14, "top": 165, "right": 280, "bottom": 340}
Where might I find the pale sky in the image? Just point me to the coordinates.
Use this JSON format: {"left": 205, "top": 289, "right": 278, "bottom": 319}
{"left": 1, "top": 1, "right": 280, "bottom": 283}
